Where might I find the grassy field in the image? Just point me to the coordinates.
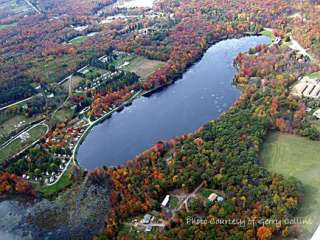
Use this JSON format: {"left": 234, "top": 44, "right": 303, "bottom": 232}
{"left": 260, "top": 29, "right": 275, "bottom": 40}
{"left": 0, "top": 22, "right": 17, "bottom": 30}
{"left": 69, "top": 35, "right": 88, "bottom": 45}
{"left": 116, "top": 55, "right": 165, "bottom": 80}
{"left": 261, "top": 132, "right": 320, "bottom": 238}
{"left": 307, "top": 72, "right": 320, "bottom": 80}
{"left": 0, "top": 124, "right": 48, "bottom": 163}
{"left": 61, "top": 75, "right": 83, "bottom": 93}
{"left": 53, "top": 108, "right": 75, "bottom": 123}
{"left": 0, "top": 0, "right": 32, "bottom": 17}
{"left": 0, "top": 114, "right": 44, "bottom": 144}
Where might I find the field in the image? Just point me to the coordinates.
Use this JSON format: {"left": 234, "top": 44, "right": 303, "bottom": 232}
{"left": 307, "top": 72, "right": 320, "bottom": 80}
{"left": 260, "top": 28, "right": 275, "bottom": 40}
{"left": 261, "top": 132, "right": 320, "bottom": 238}
{"left": 116, "top": 56, "right": 165, "bottom": 80}
{"left": 0, "top": 113, "right": 44, "bottom": 145}
{"left": 0, "top": 0, "right": 32, "bottom": 18}
{"left": 0, "top": 22, "right": 16, "bottom": 30}
{"left": 0, "top": 124, "right": 48, "bottom": 163}
{"left": 52, "top": 108, "right": 75, "bottom": 123}
{"left": 69, "top": 35, "right": 88, "bottom": 45}
{"left": 61, "top": 75, "right": 83, "bottom": 93}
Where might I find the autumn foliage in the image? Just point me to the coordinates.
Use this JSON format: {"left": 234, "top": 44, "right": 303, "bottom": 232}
{"left": 257, "top": 226, "right": 273, "bottom": 240}
{"left": 0, "top": 172, "right": 34, "bottom": 195}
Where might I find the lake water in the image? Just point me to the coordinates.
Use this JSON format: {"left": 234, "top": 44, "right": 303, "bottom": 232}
{"left": 77, "top": 36, "right": 271, "bottom": 170}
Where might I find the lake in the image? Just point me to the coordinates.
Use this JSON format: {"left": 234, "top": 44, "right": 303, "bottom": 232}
{"left": 77, "top": 36, "right": 271, "bottom": 170}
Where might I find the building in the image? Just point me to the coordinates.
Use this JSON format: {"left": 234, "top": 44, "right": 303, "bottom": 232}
{"left": 313, "top": 109, "right": 320, "bottom": 119}
{"left": 311, "top": 224, "right": 320, "bottom": 240}
{"left": 274, "top": 37, "right": 282, "bottom": 45}
{"left": 143, "top": 214, "right": 152, "bottom": 224}
{"left": 292, "top": 76, "right": 320, "bottom": 99}
{"left": 208, "top": 193, "right": 218, "bottom": 202}
{"left": 161, "top": 195, "right": 170, "bottom": 207}
{"left": 217, "top": 196, "right": 225, "bottom": 202}
{"left": 145, "top": 225, "right": 152, "bottom": 232}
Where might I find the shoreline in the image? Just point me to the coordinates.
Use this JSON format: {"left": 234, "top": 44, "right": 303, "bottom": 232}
{"left": 41, "top": 33, "right": 269, "bottom": 189}
{"left": 73, "top": 33, "right": 266, "bottom": 166}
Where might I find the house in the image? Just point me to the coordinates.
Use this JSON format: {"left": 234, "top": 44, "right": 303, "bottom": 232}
{"left": 208, "top": 193, "right": 218, "bottom": 202}
{"left": 311, "top": 224, "right": 320, "bottom": 240}
{"left": 143, "top": 214, "right": 152, "bottom": 224}
{"left": 313, "top": 109, "right": 320, "bottom": 119}
{"left": 161, "top": 195, "right": 170, "bottom": 207}
{"left": 274, "top": 37, "right": 282, "bottom": 45}
{"left": 217, "top": 196, "right": 225, "bottom": 202}
{"left": 145, "top": 225, "right": 152, "bottom": 232}
{"left": 47, "top": 93, "right": 55, "bottom": 98}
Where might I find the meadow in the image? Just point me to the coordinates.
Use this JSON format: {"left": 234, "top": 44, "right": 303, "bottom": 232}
{"left": 261, "top": 132, "right": 320, "bottom": 238}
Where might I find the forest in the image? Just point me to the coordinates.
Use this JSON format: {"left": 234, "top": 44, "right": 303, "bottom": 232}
{"left": 100, "top": 40, "right": 320, "bottom": 239}
{"left": 0, "top": 0, "right": 293, "bottom": 105}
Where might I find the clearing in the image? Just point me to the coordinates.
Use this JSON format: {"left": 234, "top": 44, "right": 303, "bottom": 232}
{"left": 0, "top": 0, "right": 31, "bottom": 16}
{"left": 116, "top": 55, "right": 165, "bottom": 80}
{"left": 69, "top": 35, "right": 88, "bottom": 45}
{"left": 52, "top": 107, "right": 75, "bottom": 123}
{"left": 260, "top": 28, "right": 275, "bottom": 40}
{"left": 0, "top": 113, "right": 44, "bottom": 145}
{"left": 0, "top": 124, "right": 48, "bottom": 163}
{"left": 261, "top": 132, "right": 320, "bottom": 238}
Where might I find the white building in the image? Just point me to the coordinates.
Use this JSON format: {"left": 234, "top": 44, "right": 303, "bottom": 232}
{"left": 311, "top": 224, "right": 320, "bottom": 240}
{"left": 161, "top": 195, "right": 170, "bottom": 207}
{"left": 313, "top": 109, "right": 320, "bottom": 119}
{"left": 208, "top": 193, "right": 218, "bottom": 202}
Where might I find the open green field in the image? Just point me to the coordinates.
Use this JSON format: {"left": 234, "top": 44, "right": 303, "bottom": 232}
{"left": 0, "top": 0, "right": 31, "bottom": 16}
{"left": 0, "top": 22, "right": 17, "bottom": 30}
{"left": 0, "top": 124, "right": 48, "bottom": 163}
{"left": 261, "top": 132, "right": 320, "bottom": 238}
{"left": 52, "top": 108, "right": 75, "bottom": 123}
{"left": 307, "top": 72, "right": 320, "bottom": 80}
{"left": 69, "top": 35, "right": 88, "bottom": 45}
{"left": 26, "top": 44, "right": 100, "bottom": 84}
{"left": 116, "top": 55, "right": 165, "bottom": 80}
{"left": 260, "top": 29, "right": 275, "bottom": 40}
{"left": 0, "top": 113, "right": 44, "bottom": 144}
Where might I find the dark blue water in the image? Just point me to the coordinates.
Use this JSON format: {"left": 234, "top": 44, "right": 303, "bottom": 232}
{"left": 77, "top": 36, "right": 270, "bottom": 170}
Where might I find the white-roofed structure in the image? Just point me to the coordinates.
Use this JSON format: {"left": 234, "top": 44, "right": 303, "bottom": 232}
{"left": 313, "top": 109, "right": 320, "bottom": 119}
{"left": 311, "top": 224, "right": 320, "bottom": 240}
{"left": 161, "top": 195, "right": 170, "bottom": 207}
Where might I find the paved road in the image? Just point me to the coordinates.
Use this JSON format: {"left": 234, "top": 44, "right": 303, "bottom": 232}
{"left": 0, "top": 96, "right": 34, "bottom": 112}
{"left": 23, "top": 0, "right": 41, "bottom": 14}
{"left": 177, "top": 181, "right": 205, "bottom": 211}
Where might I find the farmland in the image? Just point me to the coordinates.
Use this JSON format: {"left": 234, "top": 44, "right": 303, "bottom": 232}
{"left": 118, "top": 56, "right": 165, "bottom": 80}
{"left": 0, "top": 0, "right": 32, "bottom": 18}
{"left": 261, "top": 132, "right": 320, "bottom": 238}
{"left": 0, "top": 124, "right": 48, "bottom": 163}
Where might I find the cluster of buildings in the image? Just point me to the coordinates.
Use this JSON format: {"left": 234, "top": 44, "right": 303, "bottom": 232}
{"left": 139, "top": 191, "right": 225, "bottom": 233}
{"left": 76, "top": 71, "right": 122, "bottom": 92}
{"left": 292, "top": 76, "right": 320, "bottom": 99}
{"left": 21, "top": 120, "right": 87, "bottom": 185}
